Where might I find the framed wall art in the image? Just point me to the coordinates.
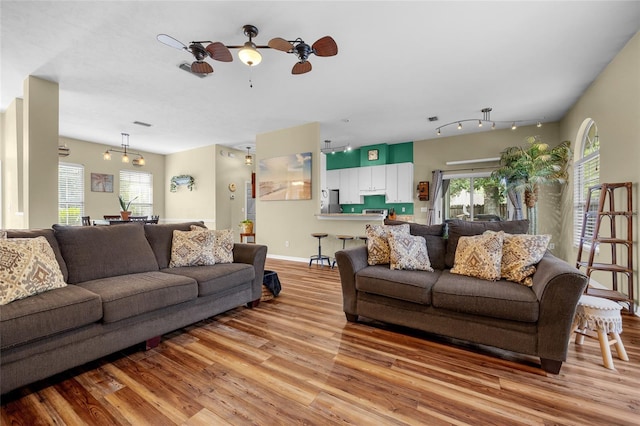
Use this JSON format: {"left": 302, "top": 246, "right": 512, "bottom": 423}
{"left": 259, "top": 152, "right": 312, "bottom": 201}
{"left": 90, "top": 173, "right": 114, "bottom": 192}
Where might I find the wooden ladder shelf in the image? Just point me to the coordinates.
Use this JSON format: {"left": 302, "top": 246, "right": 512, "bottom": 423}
{"left": 576, "top": 182, "right": 635, "bottom": 314}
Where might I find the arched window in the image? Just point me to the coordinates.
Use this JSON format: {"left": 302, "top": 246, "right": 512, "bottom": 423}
{"left": 573, "top": 119, "right": 600, "bottom": 247}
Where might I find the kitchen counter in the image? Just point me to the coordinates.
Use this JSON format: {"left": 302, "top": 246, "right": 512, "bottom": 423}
{"left": 315, "top": 213, "right": 386, "bottom": 221}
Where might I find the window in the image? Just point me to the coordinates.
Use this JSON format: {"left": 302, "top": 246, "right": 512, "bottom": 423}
{"left": 58, "top": 163, "right": 84, "bottom": 225}
{"left": 119, "top": 170, "right": 153, "bottom": 216}
{"left": 442, "top": 172, "right": 507, "bottom": 222}
{"left": 573, "top": 120, "right": 600, "bottom": 247}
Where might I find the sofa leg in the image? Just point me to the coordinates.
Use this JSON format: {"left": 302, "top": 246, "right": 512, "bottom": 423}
{"left": 247, "top": 299, "right": 260, "bottom": 308}
{"left": 345, "top": 313, "right": 358, "bottom": 322}
{"left": 540, "top": 358, "right": 562, "bottom": 374}
{"left": 145, "top": 336, "right": 161, "bottom": 350}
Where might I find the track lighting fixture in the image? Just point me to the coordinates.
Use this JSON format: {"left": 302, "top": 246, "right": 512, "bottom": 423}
{"left": 321, "top": 140, "right": 351, "bottom": 154}
{"left": 435, "top": 107, "right": 543, "bottom": 136}
{"left": 103, "top": 133, "right": 146, "bottom": 166}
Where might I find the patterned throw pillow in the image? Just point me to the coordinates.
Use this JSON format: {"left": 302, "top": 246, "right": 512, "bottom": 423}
{"left": 500, "top": 233, "right": 551, "bottom": 286}
{"left": 169, "top": 230, "right": 216, "bottom": 267}
{"left": 366, "top": 224, "right": 410, "bottom": 265}
{"left": 450, "top": 231, "right": 504, "bottom": 281}
{"left": 0, "top": 230, "right": 7, "bottom": 239}
{"left": 190, "top": 226, "right": 234, "bottom": 264}
{"left": 388, "top": 234, "right": 434, "bottom": 271}
{"left": 0, "top": 236, "right": 67, "bottom": 305}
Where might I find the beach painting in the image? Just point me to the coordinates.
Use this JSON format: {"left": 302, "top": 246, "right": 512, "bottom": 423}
{"left": 259, "top": 152, "right": 312, "bottom": 201}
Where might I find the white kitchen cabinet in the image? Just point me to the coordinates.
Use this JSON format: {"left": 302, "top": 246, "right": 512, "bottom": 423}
{"left": 339, "top": 168, "right": 362, "bottom": 204}
{"left": 385, "top": 163, "right": 414, "bottom": 203}
{"left": 358, "top": 165, "right": 386, "bottom": 192}
{"left": 326, "top": 169, "right": 340, "bottom": 190}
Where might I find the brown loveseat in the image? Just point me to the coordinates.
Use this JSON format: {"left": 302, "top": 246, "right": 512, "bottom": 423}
{"left": 335, "top": 219, "right": 588, "bottom": 374}
{"left": 1, "top": 222, "right": 267, "bottom": 394}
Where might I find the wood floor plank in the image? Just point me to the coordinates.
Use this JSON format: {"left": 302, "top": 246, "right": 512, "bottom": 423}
{"left": 2, "top": 258, "right": 639, "bottom": 425}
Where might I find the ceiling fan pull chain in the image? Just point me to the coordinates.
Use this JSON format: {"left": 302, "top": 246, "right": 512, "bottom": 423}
{"left": 249, "top": 67, "right": 253, "bottom": 88}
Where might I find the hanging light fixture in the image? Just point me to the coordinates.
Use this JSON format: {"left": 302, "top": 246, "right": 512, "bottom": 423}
{"left": 245, "top": 147, "right": 253, "bottom": 166}
{"left": 237, "top": 25, "right": 262, "bottom": 66}
{"left": 435, "top": 107, "right": 543, "bottom": 136}
{"left": 103, "top": 133, "right": 146, "bottom": 166}
{"left": 320, "top": 140, "right": 351, "bottom": 154}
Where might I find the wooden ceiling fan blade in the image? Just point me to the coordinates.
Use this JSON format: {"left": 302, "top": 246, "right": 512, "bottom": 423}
{"left": 157, "top": 34, "right": 187, "bottom": 50}
{"left": 206, "top": 42, "right": 233, "bottom": 62}
{"left": 292, "top": 61, "right": 312, "bottom": 75}
{"left": 269, "top": 37, "right": 294, "bottom": 52}
{"left": 312, "top": 36, "right": 338, "bottom": 57}
{"left": 191, "top": 61, "right": 213, "bottom": 74}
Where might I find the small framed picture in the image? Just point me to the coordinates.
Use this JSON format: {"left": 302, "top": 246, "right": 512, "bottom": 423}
{"left": 91, "top": 173, "right": 114, "bottom": 192}
{"left": 368, "top": 149, "right": 379, "bottom": 161}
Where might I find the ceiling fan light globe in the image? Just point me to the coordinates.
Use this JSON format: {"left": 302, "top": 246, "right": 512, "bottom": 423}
{"left": 239, "top": 42, "right": 262, "bottom": 66}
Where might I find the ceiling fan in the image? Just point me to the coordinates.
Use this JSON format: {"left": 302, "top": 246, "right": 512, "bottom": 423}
{"left": 268, "top": 35, "right": 338, "bottom": 74}
{"left": 157, "top": 25, "right": 337, "bottom": 76}
{"left": 156, "top": 33, "right": 233, "bottom": 74}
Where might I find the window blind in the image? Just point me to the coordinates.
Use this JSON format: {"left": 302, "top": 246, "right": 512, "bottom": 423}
{"left": 573, "top": 151, "right": 599, "bottom": 247}
{"left": 119, "top": 170, "right": 153, "bottom": 216}
{"left": 58, "top": 163, "right": 84, "bottom": 225}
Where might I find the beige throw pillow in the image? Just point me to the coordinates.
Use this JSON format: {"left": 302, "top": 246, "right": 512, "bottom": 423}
{"left": 389, "top": 234, "right": 434, "bottom": 271}
{"left": 169, "top": 230, "right": 216, "bottom": 267}
{"left": 190, "top": 226, "right": 234, "bottom": 264}
{"left": 451, "top": 231, "right": 504, "bottom": 281}
{"left": 500, "top": 232, "right": 551, "bottom": 286}
{"left": 366, "top": 224, "right": 410, "bottom": 265}
{"left": 0, "top": 236, "right": 67, "bottom": 305}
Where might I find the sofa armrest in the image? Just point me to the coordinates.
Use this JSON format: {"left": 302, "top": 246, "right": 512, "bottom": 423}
{"left": 531, "top": 252, "right": 588, "bottom": 362}
{"left": 233, "top": 243, "right": 268, "bottom": 301}
{"left": 335, "top": 246, "right": 369, "bottom": 316}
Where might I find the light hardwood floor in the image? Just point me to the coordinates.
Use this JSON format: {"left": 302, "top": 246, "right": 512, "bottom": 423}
{"left": 2, "top": 258, "right": 639, "bottom": 425}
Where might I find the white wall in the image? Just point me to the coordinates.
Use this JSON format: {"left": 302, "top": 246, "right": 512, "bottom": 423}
{"left": 558, "top": 30, "right": 639, "bottom": 306}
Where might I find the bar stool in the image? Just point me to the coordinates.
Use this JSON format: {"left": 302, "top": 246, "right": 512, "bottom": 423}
{"left": 572, "top": 294, "right": 629, "bottom": 369}
{"left": 332, "top": 235, "right": 354, "bottom": 268}
{"left": 309, "top": 233, "right": 331, "bottom": 267}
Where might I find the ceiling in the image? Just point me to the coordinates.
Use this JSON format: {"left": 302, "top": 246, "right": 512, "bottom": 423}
{"left": 1, "top": 1, "right": 639, "bottom": 155}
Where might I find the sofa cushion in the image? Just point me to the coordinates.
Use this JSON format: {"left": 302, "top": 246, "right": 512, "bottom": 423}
{"left": 500, "top": 233, "right": 551, "bottom": 286}
{"left": 5, "top": 229, "right": 68, "bottom": 282}
{"left": 162, "top": 263, "right": 255, "bottom": 297}
{"left": 77, "top": 271, "right": 197, "bottom": 323}
{"left": 144, "top": 222, "right": 206, "bottom": 269}
{"left": 450, "top": 231, "right": 504, "bottom": 281}
{"left": 445, "top": 219, "right": 529, "bottom": 268}
{"left": 190, "top": 226, "right": 234, "bottom": 264}
{"left": 0, "top": 285, "right": 102, "bottom": 349}
{"left": 53, "top": 223, "right": 159, "bottom": 284}
{"left": 0, "top": 236, "right": 67, "bottom": 305}
{"left": 169, "top": 230, "right": 216, "bottom": 267}
{"left": 389, "top": 234, "right": 434, "bottom": 272}
{"left": 366, "top": 224, "right": 410, "bottom": 265}
{"left": 407, "top": 223, "right": 446, "bottom": 270}
{"left": 385, "top": 220, "right": 446, "bottom": 270}
{"left": 356, "top": 265, "right": 441, "bottom": 305}
{"left": 432, "top": 270, "right": 539, "bottom": 322}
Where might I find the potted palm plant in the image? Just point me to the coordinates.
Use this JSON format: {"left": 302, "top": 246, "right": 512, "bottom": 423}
{"left": 492, "top": 136, "right": 571, "bottom": 234}
{"left": 118, "top": 195, "right": 138, "bottom": 220}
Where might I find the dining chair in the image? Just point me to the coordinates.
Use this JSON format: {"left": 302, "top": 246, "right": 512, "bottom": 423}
{"left": 81, "top": 216, "right": 91, "bottom": 226}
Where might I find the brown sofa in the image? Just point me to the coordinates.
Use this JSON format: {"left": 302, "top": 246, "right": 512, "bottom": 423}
{"left": 335, "top": 219, "right": 588, "bottom": 374}
{"left": 1, "top": 222, "right": 267, "bottom": 394}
